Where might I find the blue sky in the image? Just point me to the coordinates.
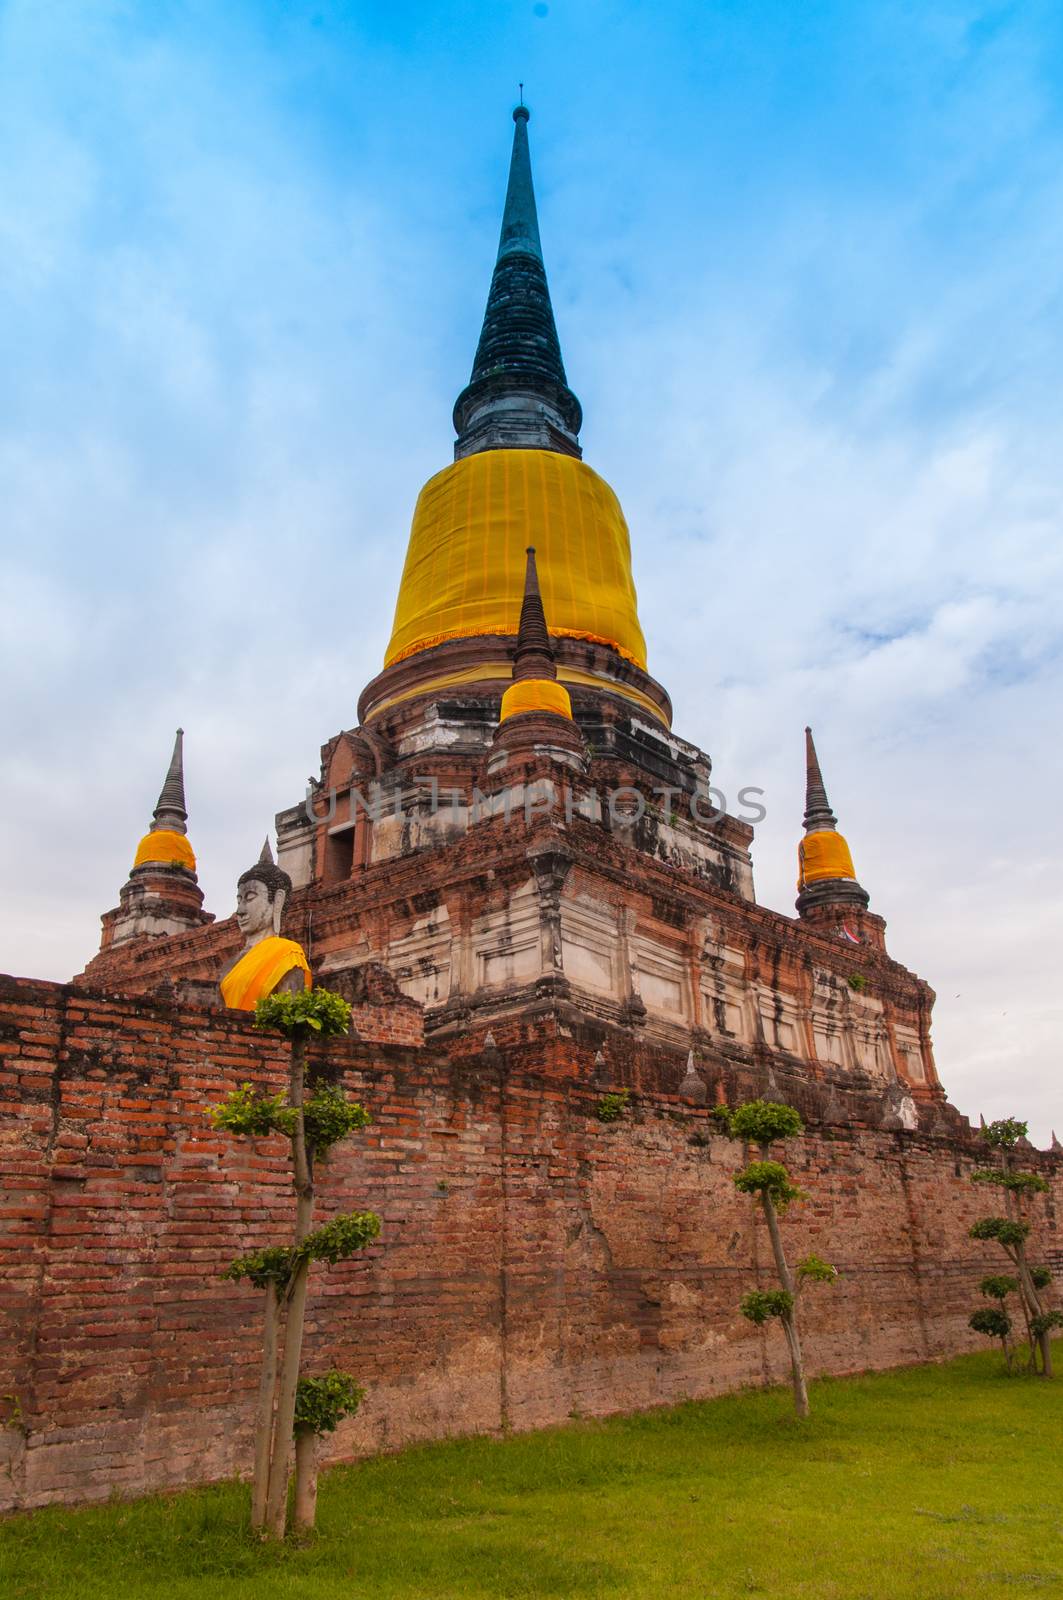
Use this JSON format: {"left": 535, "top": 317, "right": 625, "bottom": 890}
{"left": 2, "top": 0, "right": 1061, "bottom": 1139}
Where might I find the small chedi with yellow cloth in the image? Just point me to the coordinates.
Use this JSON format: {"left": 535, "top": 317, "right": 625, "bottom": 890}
{"left": 97, "top": 728, "right": 212, "bottom": 952}
{"left": 219, "top": 840, "right": 311, "bottom": 1012}
{"left": 499, "top": 545, "right": 572, "bottom": 725}
{"left": 795, "top": 726, "right": 870, "bottom": 929}
{"left": 490, "top": 545, "right": 588, "bottom": 774}
{"left": 132, "top": 728, "right": 197, "bottom": 873}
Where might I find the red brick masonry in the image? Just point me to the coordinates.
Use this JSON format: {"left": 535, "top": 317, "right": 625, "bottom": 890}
{"left": 1, "top": 973, "right": 1059, "bottom": 1511}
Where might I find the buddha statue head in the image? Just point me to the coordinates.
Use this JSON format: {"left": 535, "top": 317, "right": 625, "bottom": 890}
{"left": 235, "top": 840, "right": 292, "bottom": 948}
{"left": 218, "top": 837, "right": 310, "bottom": 1010}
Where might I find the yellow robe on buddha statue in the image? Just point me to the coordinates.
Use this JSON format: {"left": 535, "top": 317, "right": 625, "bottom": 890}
{"left": 220, "top": 937, "right": 311, "bottom": 1011}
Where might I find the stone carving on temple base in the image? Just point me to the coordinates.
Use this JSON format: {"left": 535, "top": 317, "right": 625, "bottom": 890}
{"left": 883, "top": 1079, "right": 920, "bottom": 1132}
{"left": 219, "top": 840, "right": 311, "bottom": 1011}
{"left": 678, "top": 1049, "right": 708, "bottom": 1105}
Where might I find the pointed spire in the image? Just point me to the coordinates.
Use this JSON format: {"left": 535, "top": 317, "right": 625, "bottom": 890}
{"left": 496, "top": 105, "right": 543, "bottom": 263}
{"left": 796, "top": 724, "right": 870, "bottom": 918}
{"left": 513, "top": 547, "right": 556, "bottom": 681}
{"left": 126, "top": 727, "right": 198, "bottom": 884}
{"left": 453, "top": 106, "right": 583, "bottom": 460}
{"left": 496, "top": 544, "right": 578, "bottom": 730}
{"left": 803, "top": 726, "right": 837, "bottom": 834}
{"left": 153, "top": 728, "right": 188, "bottom": 831}
{"left": 259, "top": 837, "right": 274, "bottom": 865}
{"left": 1051, "top": 1129, "right": 1061, "bottom": 1153}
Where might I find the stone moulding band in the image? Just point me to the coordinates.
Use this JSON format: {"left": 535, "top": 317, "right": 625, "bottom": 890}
{"left": 361, "top": 659, "right": 670, "bottom": 725}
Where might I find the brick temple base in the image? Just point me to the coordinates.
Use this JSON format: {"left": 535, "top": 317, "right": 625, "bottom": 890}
{"left": 1, "top": 973, "right": 1060, "bottom": 1512}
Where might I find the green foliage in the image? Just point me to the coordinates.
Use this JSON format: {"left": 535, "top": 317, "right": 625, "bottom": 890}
{"left": 728, "top": 1099, "right": 803, "bottom": 1145}
{"left": 303, "top": 1081, "right": 372, "bottom": 1154}
{"left": 708, "top": 1103, "right": 732, "bottom": 1128}
{"left": 222, "top": 1246, "right": 296, "bottom": 1291}
{"left": 969, "top": 1216, "right": 1030, "bottom": 1246}
{"left": 596, "top": 1089, "right": 631, "bottom": 1123}
{"left": 972, "top": 1168, "right": 1049, "bottom": 1195}
{"left": 979, "top": 1274, "right": 1019, "bottom": 1302}
{"left": 209, "top": 1079, "right": 370, "bottom": 1155}
{"left": 733, "top": 1160, "right": 805, "bottom": 1210}
{"left": 969, "top": 1307, "right": 1011, "bottom": 1341}
{"left": 1007, "top": 1170, "right": 1048, "bottom": 1194}
{"left": 293, "top": 1370, "right": 364, "bottom": 1436}
{"left": 797, "top": 1253, "right": 839, "bottom": 1286}
{"left": 1030, "top": 1265, "right": 1053, "bottom": 1291}
{"left": 299, "top": 1210, "right": 381, "bottom": 1266}
{"left": 1, "top": 1393, "right": 26, "bottom": 1434}
{"left": 209, "top": 1082, "right": 290, "bottom": 1139}
{"left": 739, "top": 1288, "right": 794, "bottom": 1324}
{"left": 253, "top": 986, "right": 352, "bottom": 1038}
{"left": 223, "top": 1213, "right": 380, "bottom": 1291}
{"left": 847, "top": 973, "right": 868, "bottom": 992}
{"left": 1030, "top": 1311, "right": 1063, "bottom": 1339}
{"left": 980, "top": 1117, "right": 1028, "bottom": 1150}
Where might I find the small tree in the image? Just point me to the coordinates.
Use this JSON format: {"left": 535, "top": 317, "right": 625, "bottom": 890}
{"left": 969, "top": 1118, "right": 1058, "bottom": 1378}
{"left": 969, "top": 1306, "right": 1013, "bottom": 1366}
{"left": 211, "top": 987, "right": 380, "bottom": 1538}
{"left": 728, "top": 1100, "right": 838, "bottom": 1418}
{"left": 969, "top": 1275, "right": 1019, "bottom": 1371}
{"left": 292, "top": 1371, "right": 364, "bottom": 1532}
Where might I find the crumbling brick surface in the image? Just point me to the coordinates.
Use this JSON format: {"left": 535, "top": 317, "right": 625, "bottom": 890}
{"left": 1, "top": 975, "right": 1059, "bottom": 1511}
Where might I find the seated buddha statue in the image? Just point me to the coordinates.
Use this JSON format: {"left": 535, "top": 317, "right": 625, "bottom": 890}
{"left": 219, "top": 840, "right": 311, "bottom": 1011}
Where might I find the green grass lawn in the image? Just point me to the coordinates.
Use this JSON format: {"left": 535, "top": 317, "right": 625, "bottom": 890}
{"left": 3, "top": 1346, "right": 1062, "bottom": 1600}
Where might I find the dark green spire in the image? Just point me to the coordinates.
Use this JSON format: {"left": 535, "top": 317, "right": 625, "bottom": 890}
{"left": 153, "top": 728, "right": 188, "bottom": 830}
{"left": 803, "top": 726, "right": 838, "bottom": 834}
{"left": 513, "top": 547, "right": 557, "bottom": 681}
{"left": 496, "top": 106, "right": 543, "bottom": 263}
{"left": 453, "top": 107, "right": 582, "bottom": 460}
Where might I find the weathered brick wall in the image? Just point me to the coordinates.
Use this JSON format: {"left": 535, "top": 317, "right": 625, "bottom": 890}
{"left": 1, "top": 975, "right": 1060, "bottom": 1511}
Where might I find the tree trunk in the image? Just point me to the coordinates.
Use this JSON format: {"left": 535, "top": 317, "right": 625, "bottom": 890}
{"left": 1007, "top": 1248, "right": 1038, "bottom": 1372}
{"left": 761, "top": 1192, "right": 809, "bottom": 1418}
{"left": 293, "top": 1429, "right": 318, "bottom": 1533}
{"left": 264, "top": 1031, "right": 316, "bottom": 1539}
{"left": 251, "top": 1281, "right": 281, "bottom": 1531}
{"left": 265, "top": 1261, "right": 311, "bottom": 1536}
{"left": 1002, "top": 1154, "right": 1051, "bottom": 1378}
{"left": 1017, "top": 1247, "right": 1054, "bottom": 1378}
{"left": 1013, "top": 1244, "right": 1050, "bottom": 1378}
{"left": 781, "top": 1312, "right": 810, "bottom": 1417}
{"left": 1040, "top": 1334, "right": 1054, "bottom": 1379}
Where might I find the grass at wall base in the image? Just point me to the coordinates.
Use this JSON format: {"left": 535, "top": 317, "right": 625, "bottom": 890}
{"left": 4, "top": 1345, "right": 1061, "bottom": 1600}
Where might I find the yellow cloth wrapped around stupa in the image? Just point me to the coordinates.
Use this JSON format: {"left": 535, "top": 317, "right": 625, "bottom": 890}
{"left": 386, "top": 449, "right": 647, "bottom": 669}
{"left": 798, "top": 830, "right": 857, "bottom": 890}
{"left": 220, "top": 937, "right": 311, "bottom": 1011}
{"left": 499, "top": 678, "right": 572, "bottom": 721}
{"left": 133, "top": 829, "right": 196, "bottom": 872}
